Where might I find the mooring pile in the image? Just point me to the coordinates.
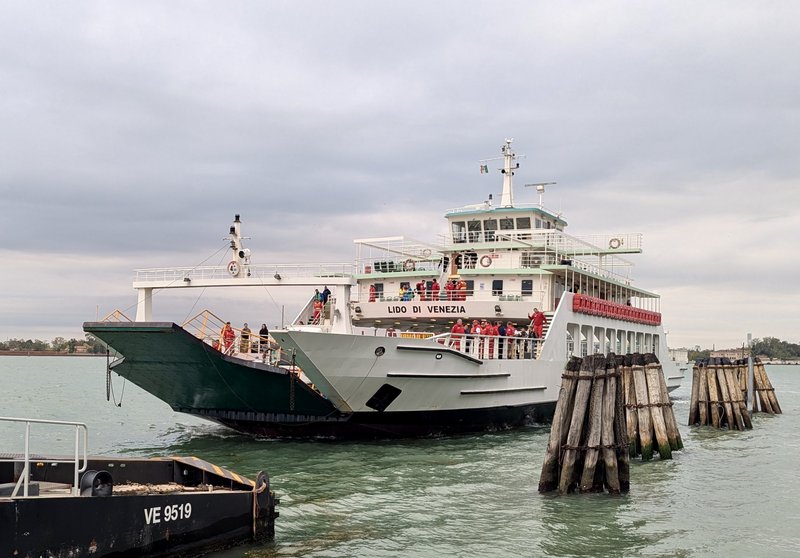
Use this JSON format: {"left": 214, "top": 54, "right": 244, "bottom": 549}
{"left": 688, "top": 357, "right": 781, "bottom": 429}
{"left": 623, "top": 353, "right": 683, "bottom": 461}
{"left": 539, "top": 353, "right": 683, "bottom": 496}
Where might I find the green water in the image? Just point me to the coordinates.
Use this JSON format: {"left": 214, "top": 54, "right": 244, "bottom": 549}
{"left": 1, "top": 356, "right": 798, "bottom": 557}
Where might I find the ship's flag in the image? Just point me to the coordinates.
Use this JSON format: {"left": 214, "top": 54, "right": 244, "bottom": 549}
{"left": 480, "top": 164, "right": 489, "bottom": 174}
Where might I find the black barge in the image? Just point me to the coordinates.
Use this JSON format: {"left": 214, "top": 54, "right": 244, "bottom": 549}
{"left": 0, "top": 416, "right": 278, "bottom": 557}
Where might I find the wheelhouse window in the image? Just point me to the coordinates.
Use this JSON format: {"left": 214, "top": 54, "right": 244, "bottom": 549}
{"left": 451, "top": 221, "right": 466, "bottom": 243}
{"left": 468, "top": 220, "right": 482, "bottom": 242}
{"left": 491, "top": 279, "right": 503, "bottom": 295}
{"left": 483, "top": 219, "right": 497, "bottom": 241}
{"left": 499, "top": 218, "right": 514, "bottom": 240}
{"left": 516, "top": 217, "right": 531, "bottom": 240}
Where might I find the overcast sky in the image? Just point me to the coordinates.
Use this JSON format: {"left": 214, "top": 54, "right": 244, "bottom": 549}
{"left": 1, "top": 1, "right": 798, "bottom": 349}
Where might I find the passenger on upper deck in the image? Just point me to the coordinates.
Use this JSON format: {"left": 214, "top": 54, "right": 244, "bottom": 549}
{"left": 457, "top": 279, "right": 467, "bottom": 301}
{"left": 430, "top": 278, "right": 441, "bottom": 301}
{"left": 321, "top": 286, "right": 331, "bottom": 304}
{"left": 415, "top": 280, "right": 426, "bottom": 301}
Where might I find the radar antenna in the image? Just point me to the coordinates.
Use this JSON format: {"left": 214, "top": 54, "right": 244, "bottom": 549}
{"left": 524, "top": 182, "right": 557, "bottom": 208}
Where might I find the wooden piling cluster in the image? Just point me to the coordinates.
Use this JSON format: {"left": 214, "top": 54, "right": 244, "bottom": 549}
{"left": 622, "top": 353, "right": 683, "bottom": 461}
{"left": 688, "top": 357, "right": 756, "bottom": 429}
{"left": 747, "top": 357, "right": 782, "bottom": 414}
{"left": 538, "top": 354, "right": 631, "bottom": 495}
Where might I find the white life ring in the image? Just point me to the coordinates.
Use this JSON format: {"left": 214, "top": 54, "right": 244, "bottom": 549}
{"left": 422, "top": 248, "right": 432, "bottom": 258}
{"left": 480, "top": 255, "right": 492, "bottom": 268}
{"left": 403, "top": 259, "right": 416, "bottom": 271}
{"left": 227, "top": 260, "right": 241, "bottom": 277}
{"left": 609, "top": 238, "right": 622, "bottom": 249}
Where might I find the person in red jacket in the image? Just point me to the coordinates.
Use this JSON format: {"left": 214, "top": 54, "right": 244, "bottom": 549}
{"left": 485, "top": 320, "right": 496, "bottom": 358}
{"left": 430, "top": 278, "right": 441, "bottom": 301}
{"left": 450, "top": 319, "right": 465, "bottom": 351}
{"left": 221, "top": 322, "right": 236, "bottom": 354}
{"left": 528, "top": 308, "right": 547, "bottom": 338}
{"left": 444, "top": 280, "right": 455, "bottom": 300}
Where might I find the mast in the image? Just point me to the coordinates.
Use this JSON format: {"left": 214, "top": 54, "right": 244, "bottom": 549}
{"left": 499, "top": 139, "right": 517, "bottom": 207}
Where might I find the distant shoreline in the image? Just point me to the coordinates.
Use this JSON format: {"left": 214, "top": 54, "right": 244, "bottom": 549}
{"left": 0, "top": 351, "right": 105, "bottom": 357}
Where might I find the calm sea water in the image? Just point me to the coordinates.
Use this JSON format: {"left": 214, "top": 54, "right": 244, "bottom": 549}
{"left": 1, "top": 356, "right": 798, "bottom": 557}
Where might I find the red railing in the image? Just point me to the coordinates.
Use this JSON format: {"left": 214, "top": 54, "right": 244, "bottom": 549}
{"left": 572, "top": 294, "right": 661, "bottom": 326}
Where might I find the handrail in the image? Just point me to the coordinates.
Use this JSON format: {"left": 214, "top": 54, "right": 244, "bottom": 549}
{"left": 427, "top": 332, "right": 544, "bottom": 360}
{"left": 0, "top": 416, "right": 88, "bottom": 498}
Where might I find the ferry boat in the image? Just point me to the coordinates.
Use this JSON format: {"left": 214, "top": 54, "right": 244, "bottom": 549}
{"left": 84, "top": 140, "right": 683, "bottom": 438}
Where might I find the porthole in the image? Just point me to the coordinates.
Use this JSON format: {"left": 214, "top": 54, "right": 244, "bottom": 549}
{"left": 375, "top": 347, "right": 386, "bottom": 357}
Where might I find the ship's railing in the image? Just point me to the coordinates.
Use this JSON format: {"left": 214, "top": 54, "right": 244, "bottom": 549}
{"left": 0, "top": 416, "right": 88, "bottom": 498}
{"left": 572, "top": 294, "right": 662, "bottom": 326}
{"left": 357, "top": 286, "right": 545, "bottom": 303}
{"left": 182, "top": 310, "right": 277, "bottom": 359}
{"left": 428, "top": 332, "right": 544, "bottom": 360}
{"left": 135, "top": 263, "right": 356, "bottom": 283}
{"left": 100, "top": 309, "right": 133, "bottom": 322}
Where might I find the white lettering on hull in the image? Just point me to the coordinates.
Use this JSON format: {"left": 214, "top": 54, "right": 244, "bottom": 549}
{"left": 144, "top": 502, "right": 192, "bottom": 524}
{"left": 385, "top": 305, "right": 466, "bottom": 315}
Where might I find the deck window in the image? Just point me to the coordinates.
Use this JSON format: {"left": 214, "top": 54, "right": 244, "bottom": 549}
{"left": 466, "top": 280, "right": 475, "bottom": 297}
{"left": 451, "top": 221, "right": 466, "bottom": 243}
{"left": 492, "top": 279, "right": 503, "bottom": 295}
{"left": 516, "top": 217, "right": 531, "bottom": 229}
{"left": 521, "top": 279, "right": 533, "bottom": 296}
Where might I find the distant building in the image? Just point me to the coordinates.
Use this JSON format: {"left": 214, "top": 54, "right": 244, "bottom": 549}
{"left": 669, "top": 348, "right": 689, "bottom": 363}
{"left": 710, "top": 348, "right": 747, "bottom": 360}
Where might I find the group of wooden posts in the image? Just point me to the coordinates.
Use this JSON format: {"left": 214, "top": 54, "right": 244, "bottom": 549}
{"left": 688, "top": 357, "right": 781, "bottom": 429}
{"left": 538, "top": 353, "right": 681, "bottom": 495}
{"left": 539, "top": 353, "right": 783, "bottom": 496}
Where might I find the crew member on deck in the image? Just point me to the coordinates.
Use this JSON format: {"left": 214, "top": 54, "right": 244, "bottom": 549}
{"left": 450, "top": 319, "right": 465, "bottom": 351}
{"left": 529, "top": 308, "right": 547, "bottom": 339}
{"left": 369, "top": 284, "right": 376, "bottom": 302}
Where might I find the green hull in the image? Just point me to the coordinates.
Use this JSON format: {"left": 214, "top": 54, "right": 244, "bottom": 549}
{"left": 83, "top": 322, "right": 338, "bottom": 419}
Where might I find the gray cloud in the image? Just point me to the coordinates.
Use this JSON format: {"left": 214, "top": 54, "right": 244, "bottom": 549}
{"left": 1, "top": 1, "right": 799, "bottom": 347}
